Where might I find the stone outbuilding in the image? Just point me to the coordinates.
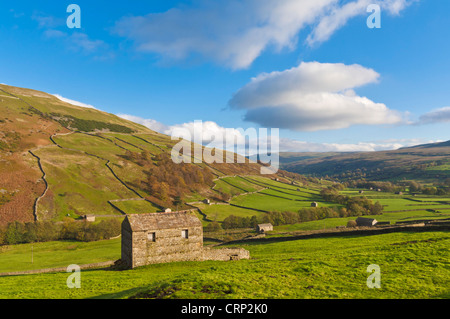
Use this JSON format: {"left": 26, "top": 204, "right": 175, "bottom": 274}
{"left": 256, "top": 223, "right": 273, "bottom": 233}
{"left": 121, "top": 211, "right": 249, "bottom": 269}
{"left": 83, "top": 215, "right": 95, "bottom": 222}
{"left": 355, "top": 217, "right": 378, "bottom": 227}
{"left": 311, "top": 202, "right": 319, "bottom": 208}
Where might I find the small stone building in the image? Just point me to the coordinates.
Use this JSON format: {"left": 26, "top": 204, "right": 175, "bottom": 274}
{"left": 356, "top": 217, "right": 378, "bottom": 227}
{"left": 256, "top": 223, "right": 273, "bottom": 233}
{"left": 311, "top": 202, "right": 319, "bottom": 208}
{"left": 83, "top": 215, "right": 95, "bottom": 222}
{"left": 121, "top": 211, "right": 249, "bottom": 269}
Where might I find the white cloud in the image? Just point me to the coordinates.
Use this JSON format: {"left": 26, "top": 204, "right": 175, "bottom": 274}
{"left": 115, "top": 114, "right": 438, "bottom": 155}
{"left": 117, "top": 114, "right": 247, "bottom": 147}
{"left": 418, "top": 107, "right": 450, "bottom": 125}
{"left": 278, "top": 137, "right": 437, "bottom": 153}
{"left": 52, "top": 94, "right": 97, "bottom": 109}
{"left": 117, "top": 114, "right": 169, "bottom": 133}
{"left": 229, "top": 61, "right": 407, "bottom": 131}
{"left": 307, "top": 0, "right": 414, "bottom": 45}
{"left": 68, "top": 33, "right": 107, "bottom": 53}
{"left": 113, "top": 0, "right": 415, "bottom": 69}
{"left": 44, "top": 30, "right": 107, "bottom": 54}
{"left": 32, "top": 12, "right": 65, "bottom": 29}
{"left": 113, "top": 0, "right": 335, "bottom": 69}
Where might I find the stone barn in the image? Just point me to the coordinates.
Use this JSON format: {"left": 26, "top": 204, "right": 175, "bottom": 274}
{"left": 121, "top": 211, "right": 249, "bottom": 269}
{"left": 256, "top": 223, "right": 273, "bottom": 233}
{"left": 311, "top": 202, "right": 319, "bottom": 208}
{"left": 356, "top": 217, "right": 378, "bottom": 227}
{"left": 83, "top": 215, "right": 95, "bottom": 222}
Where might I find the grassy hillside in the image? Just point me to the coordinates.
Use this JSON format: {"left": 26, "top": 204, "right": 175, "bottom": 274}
{"left": 0, "top": 84, "right": 279, "bottom": 225}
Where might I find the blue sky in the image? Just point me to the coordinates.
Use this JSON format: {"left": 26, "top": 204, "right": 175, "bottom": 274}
{"left": 1, "top": 0, "right": 449, "bottom": 152}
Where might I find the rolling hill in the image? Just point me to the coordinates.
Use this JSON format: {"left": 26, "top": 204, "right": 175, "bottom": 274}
{"left": 0, "top": 84, "right": 292, "bottom": 225}
{"left": 279, "top": 141, "right": 450, "bottom": 182}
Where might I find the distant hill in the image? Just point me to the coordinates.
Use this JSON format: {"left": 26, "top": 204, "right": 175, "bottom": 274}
{"left": 1, "top": 84, "right": 299, "bottom": 225}
{"left": 280, "top": 141, "right": 450, "bottom": 182}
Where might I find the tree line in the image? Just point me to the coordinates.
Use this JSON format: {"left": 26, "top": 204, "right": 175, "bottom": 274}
{"left": 345, "top": 179, "right": 450, "bottom": 195}
{"left": 0, "top": 218, "right": 121, "bottom": 245}
{"left": 209, "top": 199, "right": 383, "bottom": 231}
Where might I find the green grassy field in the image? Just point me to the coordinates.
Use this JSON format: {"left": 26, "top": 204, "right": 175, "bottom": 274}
{"left": 0, "top": 239, "right": 121, "bottom": 273}
{"left": 0, "top": 231, "right": 448, "bottom": 299}
{"left": 197, "top": 203, "right": 267, "bottom": 221}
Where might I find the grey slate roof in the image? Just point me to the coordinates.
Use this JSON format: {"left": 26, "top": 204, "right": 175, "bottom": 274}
{"left": 125, "top": 211, "right": 202, "bottom": 232}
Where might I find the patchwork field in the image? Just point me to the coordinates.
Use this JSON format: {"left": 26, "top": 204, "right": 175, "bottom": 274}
{"left": 193, "top": 176, "right": 450, "bottom": 230}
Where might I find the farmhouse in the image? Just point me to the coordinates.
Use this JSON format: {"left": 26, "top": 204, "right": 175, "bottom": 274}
{"left": 121, "top": 211, "right": 250, "bottom": 269}
{"left": 256, "top": 223, "right": 273, "bottom": 233}
{"left": 356, "top": 217, "right": 378, "bottom": 227}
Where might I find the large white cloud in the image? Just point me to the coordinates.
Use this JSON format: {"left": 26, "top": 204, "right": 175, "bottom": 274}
{"left": 113, "top": 0, "right": 415, "bottom": 69}
{"left": 229, "top": 61, "right": 407, "bottom": 131}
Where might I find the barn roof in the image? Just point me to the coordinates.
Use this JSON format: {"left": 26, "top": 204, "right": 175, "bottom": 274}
{"left": 125, "top": 211, "right": 202, "bottom": 232}
{"left": 257, "top": 223, "right": 273, "bottom": 228}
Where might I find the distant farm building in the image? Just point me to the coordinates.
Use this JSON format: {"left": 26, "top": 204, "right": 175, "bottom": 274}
{"left": 203, "top": 199, "right": 211, "bottom": 205}
{"left": 311, "top": 202, "right": 319, "bottom": 208}
{"left": 256, "top": 223, "right": 273, "bottom": 233}
{"left": 356, "top": 217, "right": 378, "bottom": 227}
{"left": 163, "top": 208, "right": 172, "bottom": 213}
{"left": 121, "top": 211, "right": 250, "bottom": 269}
{"left": 84, "top": 215, "right": 95, "bottom": 222}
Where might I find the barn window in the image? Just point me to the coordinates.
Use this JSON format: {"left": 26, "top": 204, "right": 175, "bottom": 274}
{"left": 181, "top": 229, "right": 189, "bottom": 239}
{"left": 147, "top": 232, "right": 156, "bottom": 242}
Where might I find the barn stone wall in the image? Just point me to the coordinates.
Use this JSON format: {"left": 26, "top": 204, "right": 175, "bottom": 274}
{"left": 128, "top": 226, "right": 203, "bottom": 268}
{"left": 203, "top": 247, "right": 250, "bottom": 261}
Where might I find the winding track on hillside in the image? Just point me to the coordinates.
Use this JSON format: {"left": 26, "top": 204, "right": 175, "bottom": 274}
{"left": 27, "top": 151, "right": 48, "bottom": 221}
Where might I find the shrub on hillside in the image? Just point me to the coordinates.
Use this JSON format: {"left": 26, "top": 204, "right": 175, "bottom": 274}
{"left": 347, "top": 220, "right": 357, "bottom": 228}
